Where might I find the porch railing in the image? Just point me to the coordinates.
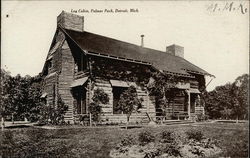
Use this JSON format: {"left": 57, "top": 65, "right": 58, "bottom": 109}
{"left": 155, "top": 111, "right": 189, "bottom": 124}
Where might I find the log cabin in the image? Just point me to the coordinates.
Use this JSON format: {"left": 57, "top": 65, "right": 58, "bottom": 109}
{"left": 40, "top": 11, "right": 213, "bottom": 124}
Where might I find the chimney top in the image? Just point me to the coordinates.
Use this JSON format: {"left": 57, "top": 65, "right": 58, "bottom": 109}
{"left": 57, "top": 11, "right": 84, "bottom": 32}
{"left": 166, "top": 44, "right": 184, "bottom": 58}
{"left": 140, "top": 35, "right": 144, "bottom": 47}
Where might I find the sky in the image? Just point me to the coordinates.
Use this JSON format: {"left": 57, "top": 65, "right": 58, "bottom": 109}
{"left": 1, "top": 1, "right": 249, "bottom": 91}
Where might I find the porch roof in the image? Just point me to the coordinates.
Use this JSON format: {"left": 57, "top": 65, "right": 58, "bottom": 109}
{"left": 187, "top": 88, "right": 200, "bottom": 94}
{"left": 70, "top": 77, "right": 88, "bottom": 88}
{"left": 41, "top": 93, "right": 47, "bottom": 98}
{"left": 110, "top": 80, "right": 129, "bottom": 88}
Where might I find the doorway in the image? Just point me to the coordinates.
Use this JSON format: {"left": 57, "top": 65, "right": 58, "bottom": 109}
{"left": 73, "top": 87, "right": 87, "bottom": 114}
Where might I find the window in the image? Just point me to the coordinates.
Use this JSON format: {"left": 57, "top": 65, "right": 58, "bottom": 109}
{"left": 41, "top": 97, "right": 47, "bottom": 106}
{"left": 75, "top": 53, "right": 87, "bottom": 72}
{"left": 47, "top": 59, "right": 52, "bottom": 70}
{"left": 113, "top": 87, "right": 128, "bottom": 114}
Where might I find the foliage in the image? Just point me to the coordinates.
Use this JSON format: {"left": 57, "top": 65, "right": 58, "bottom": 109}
{"left": 147, "top": 72, "right": 177, "bottom": 97}
{"left": 189, "top": 146, "right": 205, "bottom": 157}
{"left": 119, "top": 135, "right": 136, "bottom": 147}
{"left": 92, "top": 88, "right": 109, "bottom": 104}
{"left": 204, "top": 74, "right": 249, "bottom": 120}
{"left": 89, "top": 88, "right": 109, "bottom": 122}
{"left": 230, "top": 74, "right": 249, "bottom": 119}
{"left": 162, "top": 142, "right": 182, "bottom": 157}
{"left": 39, "top": 95, "right": 68, "bottom": 125}
{"left": 0, "top": 69, "right": 43, "bottom": 122}
{"left": 114, "top": 128, "right": 223, "bottom": 158}
{"left": 0, "top": 69, "right": 13, "bottom": 118}
{"left": 90, "top": 56, "right": 151, "bottom": 86}
{"left": 200, "top": 138, "right": 217, "bottom": 149}
{"left": 1, "top": 123, "right": 248, "bottom": 158}
{"left": 117, "top": 86, "right": 143, "bottom": 123}
{"left": 90, "top": 57, "right": 182, "bottom": 118}
{"left": 138, "top": 131, "right": 155, "bottom": 145}
{"left": 186, "top": 129, "right": 204, "bottom": 142}
{"left": 159, "top": 130, "right": 182, "bottom": 156}
{"left": 89, "top": 102, "right": 102, "bottom": 122}
{"left": 196, "top": 113, "right": 209, "bottom": 122}
{"left": 90, "top": 56, "right": 182, "bottom": 118}
{"left": 160, "top": 130, "right": 175, "bottom": 143}
{"left": 26, "top": 75, "right": 44, "bottom": 122}
{"left": 147, "top": 72, "right": 179, "bottom": 116}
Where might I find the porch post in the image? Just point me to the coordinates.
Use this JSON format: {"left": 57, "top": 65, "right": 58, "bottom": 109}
{"left": 146, "top": 91, "right": 149, "bottom": 113}
{"left": 187, "top": 91, "right": 191, "bottom": 120}
{"left": 197, "top": 94, "right": 204, "bottom": 115}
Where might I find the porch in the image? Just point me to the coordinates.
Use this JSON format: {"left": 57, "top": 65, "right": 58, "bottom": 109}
{"left": 155, "top": 88, "right": 204, "bottom": 122}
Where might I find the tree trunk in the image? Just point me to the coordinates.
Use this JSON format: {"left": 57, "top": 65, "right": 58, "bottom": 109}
{"left": 126, "top": 115, "right": 130, "bottom": 130}
{"left": 12, "top": 113, "right": 14, "bottom": 124}
{"left": 89, "top": 113, "right": 92, "bottom": 127}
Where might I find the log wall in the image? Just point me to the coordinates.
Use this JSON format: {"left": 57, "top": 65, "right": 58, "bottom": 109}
{"left": 195, "top": 107, "right": 205, "bottom": 115}
{"left": 43, "top": 72, "right": 58, "bottom": 107}
{"left": 42, "top": 31, "right": 63, "bottom": 110}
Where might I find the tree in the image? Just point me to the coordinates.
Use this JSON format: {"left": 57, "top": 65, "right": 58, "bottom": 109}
{"left": 11, "top": 74, "right": 32, "bottom": 121}
{"left": 1, "top": 69, "right": 49, "bottom": 124}
{"left": 26, "top": 75, "right": 44, "bottom": 122}
{"left": 0, "top": 69, "right": 13, "bottom": 127}
{"left": 230, "top": 74, "right": 249, "bottom": 120}
{"left": 204, "top": 83, "right": 232, "bottom": 119}
{"left": 89, "top": 88, "right": 109, "bottom": 124}
{"left": 204, "top": 74, "right": 249, "bottom": 120}
{"left": 0, "top": 70, "right": 39, "bottom": 122}
{"left": 117, "top": 86, "right": 143, "bottom": 127}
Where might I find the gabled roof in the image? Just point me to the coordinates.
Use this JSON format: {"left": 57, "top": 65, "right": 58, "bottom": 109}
{"left": 60, "top": 27, "right": 213, "bottom": 77}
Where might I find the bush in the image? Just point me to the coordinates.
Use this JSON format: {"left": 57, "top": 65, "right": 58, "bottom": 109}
{"left": 190, "top": 146, "right": 205, "bottom": 157}
{"left": 38, "top": 95, "right": 68, "bottom": 125}
{"left": 200, "top": 138, "right": 217, "bottom": 148}
{"left": 163, "top": 142, "right": 182, "bottom": 157}
{"left": 160, "top": 130, "right": 175, "bottom": 143}
{"left": 138, "top": 131, "right": 155, "bottom": 145}
{"left": 89, "top": 102, "right": 102, "bottom": 122}
{"left": 89, "top": 88, "right": 109, "bottom": 122}
{"left": 159, "top": 130, "right": 182, "bottom": 157}
{"left": 186, "top": 129, "right": 204, "bottom": 142}
{"left": 196, "top": 114, "right": 209, "bottom": 122}
{"left": 120, "top": 135, "right": 136, "bottom": 147}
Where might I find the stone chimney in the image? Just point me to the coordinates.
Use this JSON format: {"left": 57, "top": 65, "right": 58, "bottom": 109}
{"left": 166, "top": 44, "right": 184, "bottom": 58}
{"left": 57, "top": 11, "right": 84, "bottom": 32}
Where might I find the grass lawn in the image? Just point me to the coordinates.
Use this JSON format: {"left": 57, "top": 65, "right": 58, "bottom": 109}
{"left": 0, "top": 122, "right": 248, "bottom": 158}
